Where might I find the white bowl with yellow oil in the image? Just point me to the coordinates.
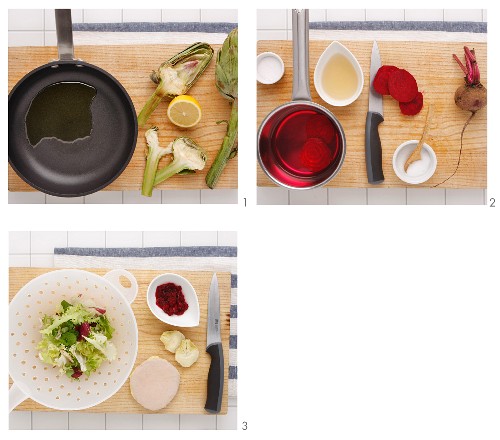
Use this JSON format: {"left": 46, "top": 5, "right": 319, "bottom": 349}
{"left": 314, "top": 41, "right": 364, "bottom": 107}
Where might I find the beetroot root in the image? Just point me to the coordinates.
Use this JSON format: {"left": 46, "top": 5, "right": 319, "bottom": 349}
{"left": 454, "top": 83, "right": 487, "bottom": 113}
{"left": 434, "top": 46, "right": 487, "bottom": 187}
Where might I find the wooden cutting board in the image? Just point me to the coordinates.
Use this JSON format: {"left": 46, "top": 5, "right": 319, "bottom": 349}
{"left": 8, "top": 45, "right": 237, "bottom": 191}
{"left": 9, "top": 268, "right": 231, "bottom": 414}
{"left": 257, "top": 40, "right": 487, "bottom": 188}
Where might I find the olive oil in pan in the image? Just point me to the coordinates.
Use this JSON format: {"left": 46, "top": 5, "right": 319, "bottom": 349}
{"left": 25, "top": 82, "right": 97, "bottom": 147}
{"left": 321, "top": 54, "right": 358, "bottom": 101}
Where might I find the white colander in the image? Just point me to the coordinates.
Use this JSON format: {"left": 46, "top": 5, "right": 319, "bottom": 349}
{"left": 9, "top": 269, "right": 139, "bottom": 412}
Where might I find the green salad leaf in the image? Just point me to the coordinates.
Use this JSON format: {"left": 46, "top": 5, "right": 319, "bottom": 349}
{"left": 37, "top": 299, "right": 116, "bottom": 380}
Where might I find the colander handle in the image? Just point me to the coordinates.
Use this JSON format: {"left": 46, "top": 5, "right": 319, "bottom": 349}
{"left": 104, "top": 269, "right": 138, "bottom": 304}
{"left": 9, "top": 383, "right": 29, "bottom": 412}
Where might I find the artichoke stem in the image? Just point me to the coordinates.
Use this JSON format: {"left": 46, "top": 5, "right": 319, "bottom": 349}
{"left": 206, "top": 99, "right": 238, "bottom": 189}
{"left": 137, "top": 86, "right": 165, "bottom": 126}
{"left": 154, "top": 161, "right": 185, "bottom": 187}
{"left": 142, "top": 149, "right": 164, "bottom": 197}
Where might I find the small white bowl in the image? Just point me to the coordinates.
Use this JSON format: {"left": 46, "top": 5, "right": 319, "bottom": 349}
{"left": 257, "top": 52, "right": 285, "bottom": 84}
{"left": 314, "top": 41, "right": 364, "bottom": 107}
{"left": 393, "top": 140, "right": 438, "bottom": 185}
{"left": 147, "top": 273, "right": 200, "bottom": 327}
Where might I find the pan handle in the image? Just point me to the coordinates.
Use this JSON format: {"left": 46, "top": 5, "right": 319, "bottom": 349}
{"left": 55, "top": 9, "right": 74, "bottom": 61}
{"left": 291, "top": 9, "right": 311, "bottom": 101}
{"left": 9, "top": 383, "right": 29, "bottom": 413}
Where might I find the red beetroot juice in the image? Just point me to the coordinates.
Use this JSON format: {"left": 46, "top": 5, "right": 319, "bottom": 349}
{"left": 271, "top": 109, "right": 340, "bottom": 178}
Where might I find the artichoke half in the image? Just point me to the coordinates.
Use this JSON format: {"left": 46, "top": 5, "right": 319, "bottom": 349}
{"left": 137, "top": 42, "right": 214, "bottom": 126}
{"left": 205, "top": 28, "right": 238, "bottom": 189}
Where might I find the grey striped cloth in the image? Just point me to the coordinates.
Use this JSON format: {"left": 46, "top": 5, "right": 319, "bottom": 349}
{"left": 54, "top": 246, "right": 237, "bottom": 398}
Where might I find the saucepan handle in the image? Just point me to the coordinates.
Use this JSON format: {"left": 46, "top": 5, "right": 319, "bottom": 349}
{"left": 291, "top": 9, "right": 311, "bottom": 101}
{"left": 9, "top": 383, "right": 29, "bottom": 413}
{"left": 55, "top": 9, "right": 75, "bottom": 61}
{"left": 104, "top": 269, "right": 138, "bottom": 304}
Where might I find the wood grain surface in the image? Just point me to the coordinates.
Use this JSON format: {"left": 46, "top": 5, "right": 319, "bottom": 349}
{"left": 257, "top": 40, "right": 487, "bottom": 188}
{"left": 8, "top": 44, "right": 237, "bottom": 191}
{"left": 9, "top": 268, "right": 230, "bottom": 414}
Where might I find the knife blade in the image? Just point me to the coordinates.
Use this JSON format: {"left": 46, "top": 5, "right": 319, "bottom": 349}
{"left": 205, "top": 273, "right": 224, "bottom": 414}
{"left": 365, "top": 41, "right": 385, "bottom": 184}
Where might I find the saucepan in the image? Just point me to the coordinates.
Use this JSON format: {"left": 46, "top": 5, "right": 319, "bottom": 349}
{"left": 8, "top": 9, "right": 137, "bottom": 197}
{"left": 257, "top": 9, "right": 346, "bottom": 190}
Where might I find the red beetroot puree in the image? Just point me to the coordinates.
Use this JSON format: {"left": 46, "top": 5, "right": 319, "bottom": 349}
{"left": 155, "top": 282, "right": 189, "bottom": 316}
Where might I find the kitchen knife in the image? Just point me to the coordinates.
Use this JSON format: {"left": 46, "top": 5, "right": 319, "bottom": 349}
{"left": 365, "top": 41, "right": 385, "bottom": 184}
{"left": 205, "top": 272, "right": 224, "bottom": 413}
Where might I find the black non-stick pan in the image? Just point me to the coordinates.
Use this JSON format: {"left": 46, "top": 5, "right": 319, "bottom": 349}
{"left": 8, "top": 10, "right": 137, "bottom": 197}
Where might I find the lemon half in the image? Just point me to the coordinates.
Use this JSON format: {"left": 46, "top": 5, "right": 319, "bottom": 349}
{"left": 167, "top": 95, "right": 202, "bottom": 128}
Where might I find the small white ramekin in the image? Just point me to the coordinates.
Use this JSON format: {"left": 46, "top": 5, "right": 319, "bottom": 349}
{"left": 257, "top": 52, "right": 285, "bottom": 85}
{"left": 393, "top": 140, "right": 437, "bottom": 185}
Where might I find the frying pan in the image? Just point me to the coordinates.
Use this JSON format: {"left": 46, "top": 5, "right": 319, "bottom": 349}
{"left": 8, "top": 10, "right": 137, "bottom": 197}
{"left": 257, "top": 9, "right": 346, "bottom": 190}
{"left": 9, "top": 269, "right": 139, "bottom": 412}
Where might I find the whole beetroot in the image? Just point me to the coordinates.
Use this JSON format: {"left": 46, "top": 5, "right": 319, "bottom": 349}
{"left": 436, "top": 46, "right": 486, "bottom": 187}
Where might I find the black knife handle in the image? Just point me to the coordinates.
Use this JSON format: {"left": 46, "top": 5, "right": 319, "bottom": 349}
{"left": 205, "top": 343, "right": 224, "bottom": 413}
{"left": 365, "top": 111, "right": 385, "bottom": 184}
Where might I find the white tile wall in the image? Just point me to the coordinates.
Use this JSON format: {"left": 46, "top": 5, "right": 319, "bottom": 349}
{"left": 67, "top": 231, "right": 106, "bottom": 247}
{"left": 68, "top": 413, "right": 106, "bottom": 430}
{"left": 8, "top": 9, "right": 237, "bottom": 205}
{"left": 123, "top": 9, "right": 162, "bottom": 23}
{"left": 162, "top": 9, "right": 200, "bottom": 23}
{"left": 83, "top": 9, "right": 123, "bottom": 24}
{"left": 368, "top": 188, "right": 407, "bottom": 205}
{"left": 143, "top": 231, "right": 181, "bottom": 247}
{"left": 327, "top": 9, "right": 366, "bottom": 21}
{"left": 444, "top": 9, "right": 483, "bottom": 22}
{"left": 105, "top": 413, "right": 143, "bottom": 430}
{"left": 256, "top": 187, "right": 289, "bottom": 205}
{"left": 256, "top": 8, "right": 487, "bottom": 205}
{"left": 328, "top": 188, "right": 367, "bottom": 205}
{"left": 201, "top": 9, "right": 237, "bottom": 23}
{"left": 143, "top": 414, "right": 180, "bottom": 429}
{"left": 180, "top": 414, "right": 217, "bottom": 430}
{"left": 366, "top": 9, "right": 405, "bottom": 21}
{"left": 407, "top": 188, "right": 446, "bottom": 205}
{"left": 404, "top": 9, "right": 444, "bottom": 21}
{"left": 8, "top": 9, "right": 44, "bottom": 31}
{"left": 9, "top": 231, "right": 237, "bottom": 430}
{"left": 217, "top": 231, "right": 238, "bottom": 246}
{"left": 180, "top": 231, "right": 218, "bottom": 246}
{"left": 32, "top": 412, "right": 68, "bottom": 429}
{"left": 31, "top": 231, "right": 67, "bottom": 253}
{"left": 105, "top": 231, "right": 143, "bottom": 247}
{"left": 289, "top": 188, "right": 328, "bottom": 205}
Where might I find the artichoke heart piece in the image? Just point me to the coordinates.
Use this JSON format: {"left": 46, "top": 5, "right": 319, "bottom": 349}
{"left": 175, "top": 339, "right": 199, "bottom": 368}
{"left": 138, "top": 42, "right": 214, "bottom": 126}
{"left": 153, "top": 137, "right": 207, "bottom": 187}
{"left": 160, "top": 330, "right": 185, "bottom": 354}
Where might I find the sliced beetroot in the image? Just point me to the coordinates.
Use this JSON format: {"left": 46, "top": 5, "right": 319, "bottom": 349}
{"left": 306, "top": 114, "right": 335, "bottom": 144}
{"left": 388, "top": 69, "right": 419, "bottom": 103}
{"left": 300, "top": 138, "right": 333, "bottom": 172}
{"left": 373, "top": 65, "right": 399, "bottom": 95}
{"left": 399, "top": 91, "right": 424, "bottom": 116}
{"left": 71, "top": 368, "right": 83, "bottom": 379}
{"left": 78, "top": 322, "right": 91, "bottom": 340}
